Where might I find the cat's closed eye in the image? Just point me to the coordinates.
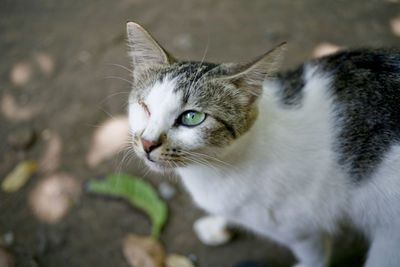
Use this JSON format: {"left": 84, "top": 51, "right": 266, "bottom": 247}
{"left": 138, "top": 100, "right": 150, "bottom": 116}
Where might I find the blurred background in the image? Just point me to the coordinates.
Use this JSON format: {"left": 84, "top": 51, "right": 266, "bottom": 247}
{"left": 1, "top": 0, "right": 400, "bottom": 266}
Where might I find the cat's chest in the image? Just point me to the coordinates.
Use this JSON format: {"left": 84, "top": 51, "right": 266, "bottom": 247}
{"left": 180, "top": 168, "right": 243, "bottom": 206}
{"left": 177, "top": 166, "right": 280, "bottom": 224}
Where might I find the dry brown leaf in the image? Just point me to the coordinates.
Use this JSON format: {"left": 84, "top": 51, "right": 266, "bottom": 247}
{"left": 0, "top": 249, "right": 14, "bottom": 267}
{"left": 34, "top": 52, "right": 55, "bottom": 75}
{"left": 39, "top": 131, "right": 62, "bottom": 173}
{"left": 29, "top": 173, "right": 81, "bottom": 223}
{"left": 10, "top": 62, "right": 32, "bottom": 86}
{"left": 166, "top": 254, "right": 195, "bottom": 267}
{"left": 86, "top": 115, "right": 130, "bottom": 168}
{"left": 1, "top": 93, "right": 39, "bottom": 122}
{"left": 2, "top": 161, "right": 37, "bottom": 193}
{"left": 390, "top": 17, "right": 400, "bottom": 37}
{"left": 312, "top": 42, "right": 343, "bottom": 58}
{"left": 123, "top": 234, "right": 165, "bottom": 267}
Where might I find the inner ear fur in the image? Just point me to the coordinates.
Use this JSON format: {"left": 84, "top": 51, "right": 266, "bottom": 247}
{"left": 232, "top": 42, "right": 286, "bottom": 83}
{"left": 220, "top": 42, "right": 287, "bottom": 104}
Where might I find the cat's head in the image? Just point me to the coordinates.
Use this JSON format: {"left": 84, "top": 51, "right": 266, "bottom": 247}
{"left": 127, "top": 22, "right": 285, "bottom": 172}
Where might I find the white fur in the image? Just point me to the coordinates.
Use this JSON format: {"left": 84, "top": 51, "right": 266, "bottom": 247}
{"left": 129, "top": 66, "right": 400, "bottom": 266}
{"left": 193, "top": 216, "right": 232, "bottom": 246}
{"left": 350, "top": 145, "right": 400, "bottom": 267}
{"left": 142, "top": 76, "right": 182, "bottom": 141}
{"left": 175, "top": 66, "right": 400, "bottom": 267}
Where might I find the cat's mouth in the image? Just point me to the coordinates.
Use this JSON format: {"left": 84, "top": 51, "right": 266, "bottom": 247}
{"left": 146, "top": 154, "right": 156, "bottom": 162}
{"left": 143, "top": 154, "right": 174, "bottom": 173}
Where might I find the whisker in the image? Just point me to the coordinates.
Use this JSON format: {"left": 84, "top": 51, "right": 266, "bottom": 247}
{"left": 182, "top": 150, "right": 234, "bottom": 168}
{"left": 106, "top": 63, "right": 133, "bottom": 73}
{"left": 97, "top": 106, "right": 116, "bottom": 120}
{"left": 187, "top": 40, "right": 210, "bottom": 96}
{"left": 99, "top": 91, "right": 132, "bottom": 106}
{"left": 180, "top": 149, "right": 233, "bottom": 170}
{"left": 180, "top": 154, "right": 220, "bottom": 174}
{"left": 104, "top": 76, "right": 133, "bottom": 85}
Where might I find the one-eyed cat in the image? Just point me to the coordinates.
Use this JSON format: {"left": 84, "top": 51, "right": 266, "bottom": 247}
{"left": 126, "top": 22, "right": 400, "bottom": 267}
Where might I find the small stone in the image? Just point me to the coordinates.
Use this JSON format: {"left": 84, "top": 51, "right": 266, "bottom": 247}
{"left": 166, "top": 254, "right": 195, "bottom": 267}
{"left": 8, "top": 128, "right": 36, "bottom": 149}
{"left": 188, "top": 254, "right": 197, "bottom": 263}
{"left": 158, "top": 182, "right": 176, "bottom": 200}
{"left": 3, "top": 232, "right": 14, "bottom": 246}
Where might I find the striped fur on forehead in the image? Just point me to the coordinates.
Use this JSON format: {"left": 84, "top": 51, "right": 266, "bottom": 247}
{"left": 132, "top": 62, "right": 219, "bottom": 98}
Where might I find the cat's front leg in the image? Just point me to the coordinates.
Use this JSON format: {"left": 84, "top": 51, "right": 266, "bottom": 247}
{"left": 288, "top": 232, "right": 331, "bottom": 267}
{"left": 193, "top": 215, "right": 232, "bottom": 246}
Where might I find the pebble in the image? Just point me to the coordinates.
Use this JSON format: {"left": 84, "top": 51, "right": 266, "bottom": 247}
{"left": 8, "top": 128, "right": 36, "bottom": 149}
{"left": 187, "top": 254, "right": 197, "bottom": 263}
{"left": 158, "top": 182, "right": 176, "bottom": 200}
{"left": 165, "top": 254, "right": 195, "bottom": 267}
{"left": 3, "top": 232, "right": 14, "bottom": 246}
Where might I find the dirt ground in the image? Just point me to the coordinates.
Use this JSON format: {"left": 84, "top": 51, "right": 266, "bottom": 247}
{"left": 1, "top": 0, "right": 400, "bottom": 266}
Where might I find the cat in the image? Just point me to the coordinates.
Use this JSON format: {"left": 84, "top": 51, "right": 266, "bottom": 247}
{"left": 126, "top": 22, "right": 400, "bottom": 267}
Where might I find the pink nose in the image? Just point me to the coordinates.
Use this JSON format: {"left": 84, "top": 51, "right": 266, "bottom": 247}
{"left": 141, "top": 138, "right": 161, "bottom": 153}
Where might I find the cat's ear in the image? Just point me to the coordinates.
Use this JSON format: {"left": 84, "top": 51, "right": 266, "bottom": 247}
{"left": 221, "top": 42, "right": 287, "bottom": 104}
{"left": 126, "top": 22, "right": 175, "bottom": 66}
{"left": 226, "top": 42, "right": 287, "bottom": 84}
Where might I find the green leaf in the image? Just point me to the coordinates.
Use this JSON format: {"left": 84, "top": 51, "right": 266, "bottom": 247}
{"left": 87, "top": 174, "right": 167, "bottom": 238}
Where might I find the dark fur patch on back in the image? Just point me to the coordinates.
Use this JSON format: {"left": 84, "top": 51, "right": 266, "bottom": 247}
{"left": 275, "top": 65, "right": 305, "bottom": 106}
{"left": 320, "top": 49, "right": 400, "bottom": 182}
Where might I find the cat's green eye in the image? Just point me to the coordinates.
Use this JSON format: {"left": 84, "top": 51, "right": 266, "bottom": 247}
{"left": 180, "top": 111, "right": 206, "bottom": 127}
